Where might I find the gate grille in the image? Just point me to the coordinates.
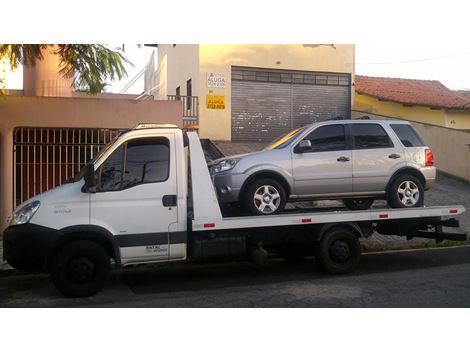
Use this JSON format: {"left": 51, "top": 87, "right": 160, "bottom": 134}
{"left": 13, "top": 127, "right": 124, "bottom": 206}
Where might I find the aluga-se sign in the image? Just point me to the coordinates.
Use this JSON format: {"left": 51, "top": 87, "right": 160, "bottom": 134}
{"left": 207, "top": 72, "right": 225, "bottom": 88}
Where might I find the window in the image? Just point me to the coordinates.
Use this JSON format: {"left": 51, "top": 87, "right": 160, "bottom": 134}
{"left": 302, "top": 125, "right": 346, "bottom": 152}
{"left": 97, "top": 137, "right": 169, "bottom": 192}
{"left": 390, "top": 124, "right": 424, "bottom": 147}
{"left": 186, "top": 79, "right": 192, "bottom": 110}
{"left": 98, "top": 145, "right": 124, "bottom": 192}
{"left": 175, "top": 86, "right": 180, "bottom": 99}
{"left": 352, "top": 124, "right": 393, "bottom": 149}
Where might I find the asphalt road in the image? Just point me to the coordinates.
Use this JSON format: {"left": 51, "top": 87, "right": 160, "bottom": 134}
{"left": 1, "top": 245, "right": 470, "bottom": 308}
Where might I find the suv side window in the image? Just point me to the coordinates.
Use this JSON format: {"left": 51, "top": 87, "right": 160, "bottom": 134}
{"left": 302, "top": 124, "right": 346, "bottom": 152}
{"left": 97, "top": 137, "right": 169, "bottom": 192}
{"left": 390, "top": 124, "right": 425, "bottom": 147}
{"left": 352, "top": 123, "right": 393, "bottom": 149}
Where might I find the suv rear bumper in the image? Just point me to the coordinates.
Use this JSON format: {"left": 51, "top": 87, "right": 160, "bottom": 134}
{"left": 421, "top": 166, "right": 436, "bottom": 190}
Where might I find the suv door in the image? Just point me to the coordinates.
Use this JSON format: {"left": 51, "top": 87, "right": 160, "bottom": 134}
{"left": 350, "top": 123, "right": 404, "bottom": 193}
{"left": 90, "top": 135, "right": 177, "bottom": 264}
{"left": 291, "top": 124, "right": 352, "bottom": 196}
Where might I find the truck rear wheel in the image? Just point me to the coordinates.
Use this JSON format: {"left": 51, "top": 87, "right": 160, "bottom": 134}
{"left": 316, "top": 228, "right": 361, "bottom": 274}
{"left": 51, "top": 240, "right": 111, "bottom": 298}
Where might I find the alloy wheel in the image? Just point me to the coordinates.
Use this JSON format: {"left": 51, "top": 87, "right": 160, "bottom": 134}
{"left": 397, "top": 180, "right": 420, "bottom": 206}
{"left": 253, "top": 185, "right": 281, "bottom": 214}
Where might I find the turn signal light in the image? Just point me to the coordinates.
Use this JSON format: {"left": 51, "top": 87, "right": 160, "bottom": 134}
{"left": 425, "top": 149, "right": 434, "bottom": 166}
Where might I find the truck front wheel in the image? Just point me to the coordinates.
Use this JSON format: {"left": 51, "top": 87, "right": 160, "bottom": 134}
{"left": 316, "top": 228, "right": 361, "bottom": 274}
{"left": 51, "top": 240, "right": 111, "bottom": 297}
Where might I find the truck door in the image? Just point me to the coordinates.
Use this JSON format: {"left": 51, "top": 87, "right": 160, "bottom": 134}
{"left": 90, "top": 134, "right": 177, "bottom": 264}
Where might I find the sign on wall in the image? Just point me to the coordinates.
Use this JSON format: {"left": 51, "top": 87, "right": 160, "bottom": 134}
{"left": 206, "top": 95, "right": 225, "bottom": 109}
{"left": 207, "top": 72, "right": 226, "bottom": 88}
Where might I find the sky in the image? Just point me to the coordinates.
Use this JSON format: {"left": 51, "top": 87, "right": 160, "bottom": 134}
{"left": 3, "top": 44, "right": 470, "bottom": 93}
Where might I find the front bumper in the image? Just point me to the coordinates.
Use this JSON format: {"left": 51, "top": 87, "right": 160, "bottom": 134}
{"left": 2, "top": 223, "right": 61, "bottom": 272}
{"left": 212, "top": 172, "right": 250, "bottom": 203}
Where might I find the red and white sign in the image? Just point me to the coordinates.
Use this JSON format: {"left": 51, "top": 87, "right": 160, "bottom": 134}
{"left": 207, "top": 72, "right": 225, "bottom": 88}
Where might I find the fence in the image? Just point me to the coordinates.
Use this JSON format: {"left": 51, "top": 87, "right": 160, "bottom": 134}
{"left": 353, "top": 110, "right": 470, "bottom": 182}
{"left": 13, "top": 127, "right": 124, "bottom": 206}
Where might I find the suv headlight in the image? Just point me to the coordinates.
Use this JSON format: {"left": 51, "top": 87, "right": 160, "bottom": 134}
{"left": 9, "top": 200, "right": 41, "bottom": 226}
{"left": 210, "top": 159, "right": 240, "bottom": 174}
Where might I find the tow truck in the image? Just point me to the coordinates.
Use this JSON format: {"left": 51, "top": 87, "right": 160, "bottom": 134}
{"left": 2, "top": 124, "right": 467, "bottom": 297}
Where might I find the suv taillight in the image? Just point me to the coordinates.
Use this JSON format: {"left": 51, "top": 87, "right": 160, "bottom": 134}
{"left": 425, "top": 148, "right": 434, "bottom": 166}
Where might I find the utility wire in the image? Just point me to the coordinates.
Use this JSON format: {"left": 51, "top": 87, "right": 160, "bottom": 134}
{"left": 356, "top": 52, "right": 470, "bottom": 65}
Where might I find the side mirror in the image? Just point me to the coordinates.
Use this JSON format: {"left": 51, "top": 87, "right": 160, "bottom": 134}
{"left": 83, "top": 163, "right": 97, "bottom": 193}
{"left": 296, "top": 139, "right": 312, "bottom": 153}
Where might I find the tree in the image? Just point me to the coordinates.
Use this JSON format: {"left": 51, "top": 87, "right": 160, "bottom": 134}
{"left": 0, "top": 44, "right": 131, "bottom": 94}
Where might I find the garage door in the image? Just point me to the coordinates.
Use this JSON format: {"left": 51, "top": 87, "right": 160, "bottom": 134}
{"left": 231, "top": 67, "right": 351, "bottom": 142}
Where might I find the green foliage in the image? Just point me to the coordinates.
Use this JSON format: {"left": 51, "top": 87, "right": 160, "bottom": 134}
{"left": 0, "top": 44, "right": 131, "bottom": 94}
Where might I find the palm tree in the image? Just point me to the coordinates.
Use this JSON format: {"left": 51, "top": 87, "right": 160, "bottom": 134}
{"left": 0, "top": 44, "right": 131, "bottom": 94}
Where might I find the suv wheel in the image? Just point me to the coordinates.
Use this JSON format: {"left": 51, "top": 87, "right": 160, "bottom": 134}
{"left": 51, "top": 240, "right": 111, "bottom": 297}
{"left": 388, "top": 174, "right": 424, "bottom": 208}
{"left": 244, "top": 178, "right": 287, "bottom": 215}
{"left": 343, "top": 198, "right": 374, "bottom": 210}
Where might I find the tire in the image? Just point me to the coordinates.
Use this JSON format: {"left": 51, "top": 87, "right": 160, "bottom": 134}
{"left": 51, "top": 240, "right": 111, "bottom": 298}
{"left": 243, "top": 178, "right": 287, "bottom": 216}
{"left": 316, "top": 227, "right": 361, "bottom": 274}
{"left": 387, "top": 174, "right": 424, "bottom": 208}
{"left": 277, "top": 244, "right": 309, "bottom": 262}
{"left": 343, "top": 198, "right": 374, "bottom": 210}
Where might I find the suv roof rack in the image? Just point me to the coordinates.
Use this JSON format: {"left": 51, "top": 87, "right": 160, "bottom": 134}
{"left": 134, "top": 123, "right": 179, "bottom": 130}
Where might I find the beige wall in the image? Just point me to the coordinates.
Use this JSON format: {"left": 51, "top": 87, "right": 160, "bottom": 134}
{"left": 353, "top": 110, "right": 470, "bottom": 182}
{"left": 0, "top": 96, "right": 182, "bottom": 231}
{"left": 23, "top": 46, "right": 75, "bottom": 97}
{"left": 198, "top": 44, "right": 355, "bottom": 140}
{"left": 157, "top": 44, "right": 199, "bottom": 100}
{"left": 354, "top": 93, "right": 470, "bottom": 129}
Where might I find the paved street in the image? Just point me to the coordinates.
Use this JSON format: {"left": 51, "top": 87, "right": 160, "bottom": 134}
{"left": 1, "top": 245, "right": 470, "bottom": 307}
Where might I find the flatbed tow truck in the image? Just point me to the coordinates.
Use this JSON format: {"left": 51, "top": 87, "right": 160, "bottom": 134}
{"left": 2, "top": 124, "right": 467, "bottom": 297}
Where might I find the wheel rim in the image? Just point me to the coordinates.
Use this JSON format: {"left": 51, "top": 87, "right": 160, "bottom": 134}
{"left": 329, "top": 240, "right": 350, "bottom": 263}
{"left": 397, "top": 180, "right": 420, "bottom": 206}
{"left": 253, "top": 185, "right": 281, "bottom": 214}
{"left": 67, "top": 256, "right": 96, "bottom": 283}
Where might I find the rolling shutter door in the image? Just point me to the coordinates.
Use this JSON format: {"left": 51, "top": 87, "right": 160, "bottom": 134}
{"left": 231, "top": 67, "right": 351, "bottom": 142}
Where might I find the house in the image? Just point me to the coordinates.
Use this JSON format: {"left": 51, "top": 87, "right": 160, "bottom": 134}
{"left": 354, "top": 75, "right": 470, "bottom": 129}
{"left": 0, "top": 46, "right": 181, "bottom": 230}
{"left": 145, "top": 44, "right": 355, "bottom": 141}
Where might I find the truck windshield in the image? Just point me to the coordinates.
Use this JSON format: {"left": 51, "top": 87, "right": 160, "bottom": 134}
{"left": 73, "top": 135, "right": 120, "bottom": 182}
{"left": 264, "top": 125, "right": 309, "bottom": 150}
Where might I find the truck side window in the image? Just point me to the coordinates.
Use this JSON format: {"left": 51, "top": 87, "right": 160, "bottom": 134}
{"left": 122, "top": 137, "right": 169, "bottom": 189}
{"left": 97, "top": 137, "right": 170, "bottom": 192}
{"left": 98, "top": 145, "right": 124, "bottom": 191}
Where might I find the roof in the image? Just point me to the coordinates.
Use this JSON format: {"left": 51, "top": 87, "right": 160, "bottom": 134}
{"left": 355, "top": 75, "right": 470, "bottom": 110}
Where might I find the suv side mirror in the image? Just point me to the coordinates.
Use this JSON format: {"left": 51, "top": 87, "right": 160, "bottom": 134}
{"left": 296, "top": 139, "right": 312, "bottom": 153}
{"left": 83, "top": 163, "right": 97, "bottom": 193}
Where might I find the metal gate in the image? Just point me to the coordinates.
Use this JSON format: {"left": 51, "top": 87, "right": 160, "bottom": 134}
{"left": 231, "top": 67, "right": 351, "bottom": 142}
{"left": 13, "top": 127, "right": 124, "bottom": 206}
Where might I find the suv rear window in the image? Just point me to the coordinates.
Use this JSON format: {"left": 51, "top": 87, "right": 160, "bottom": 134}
{"left": 352, "top": 124, "right": 393, "bottom": 149}
{"left": 390, "top": 124, "right": 425, "bottom": 147}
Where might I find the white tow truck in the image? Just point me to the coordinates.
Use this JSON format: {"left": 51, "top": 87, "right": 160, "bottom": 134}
{"left": 2, "top": 124, "right": 467, "bottom": 297}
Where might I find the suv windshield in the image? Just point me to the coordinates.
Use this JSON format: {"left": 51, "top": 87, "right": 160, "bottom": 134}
{"left": 265, "top": 125, "right": 309, "bottom": 150}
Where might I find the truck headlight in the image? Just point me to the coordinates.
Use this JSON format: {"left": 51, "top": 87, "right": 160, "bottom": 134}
{"left": 211, "top": 159, "right": 240, "bottom": 174}
{"left": 9, "top": 201, "right": 41, "bottom": 226}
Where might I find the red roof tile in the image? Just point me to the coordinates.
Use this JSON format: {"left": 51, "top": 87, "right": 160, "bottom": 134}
{"left": 355, "top": 75, "right": 470, "bottom": 110}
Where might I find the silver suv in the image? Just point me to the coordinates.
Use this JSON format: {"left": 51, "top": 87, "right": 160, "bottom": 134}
{"left": 209, "top": 120, "right": 436, "bottom": 215}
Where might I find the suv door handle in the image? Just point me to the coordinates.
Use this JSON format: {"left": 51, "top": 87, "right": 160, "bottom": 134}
{"left": 388, "top": 153, "right": 401, "bottom": 159}
{"left": 337, "top": 156, "right": 350, "bottom": 162}
{"left": 162, "top": 194, "right": 177, "bottom": 207}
